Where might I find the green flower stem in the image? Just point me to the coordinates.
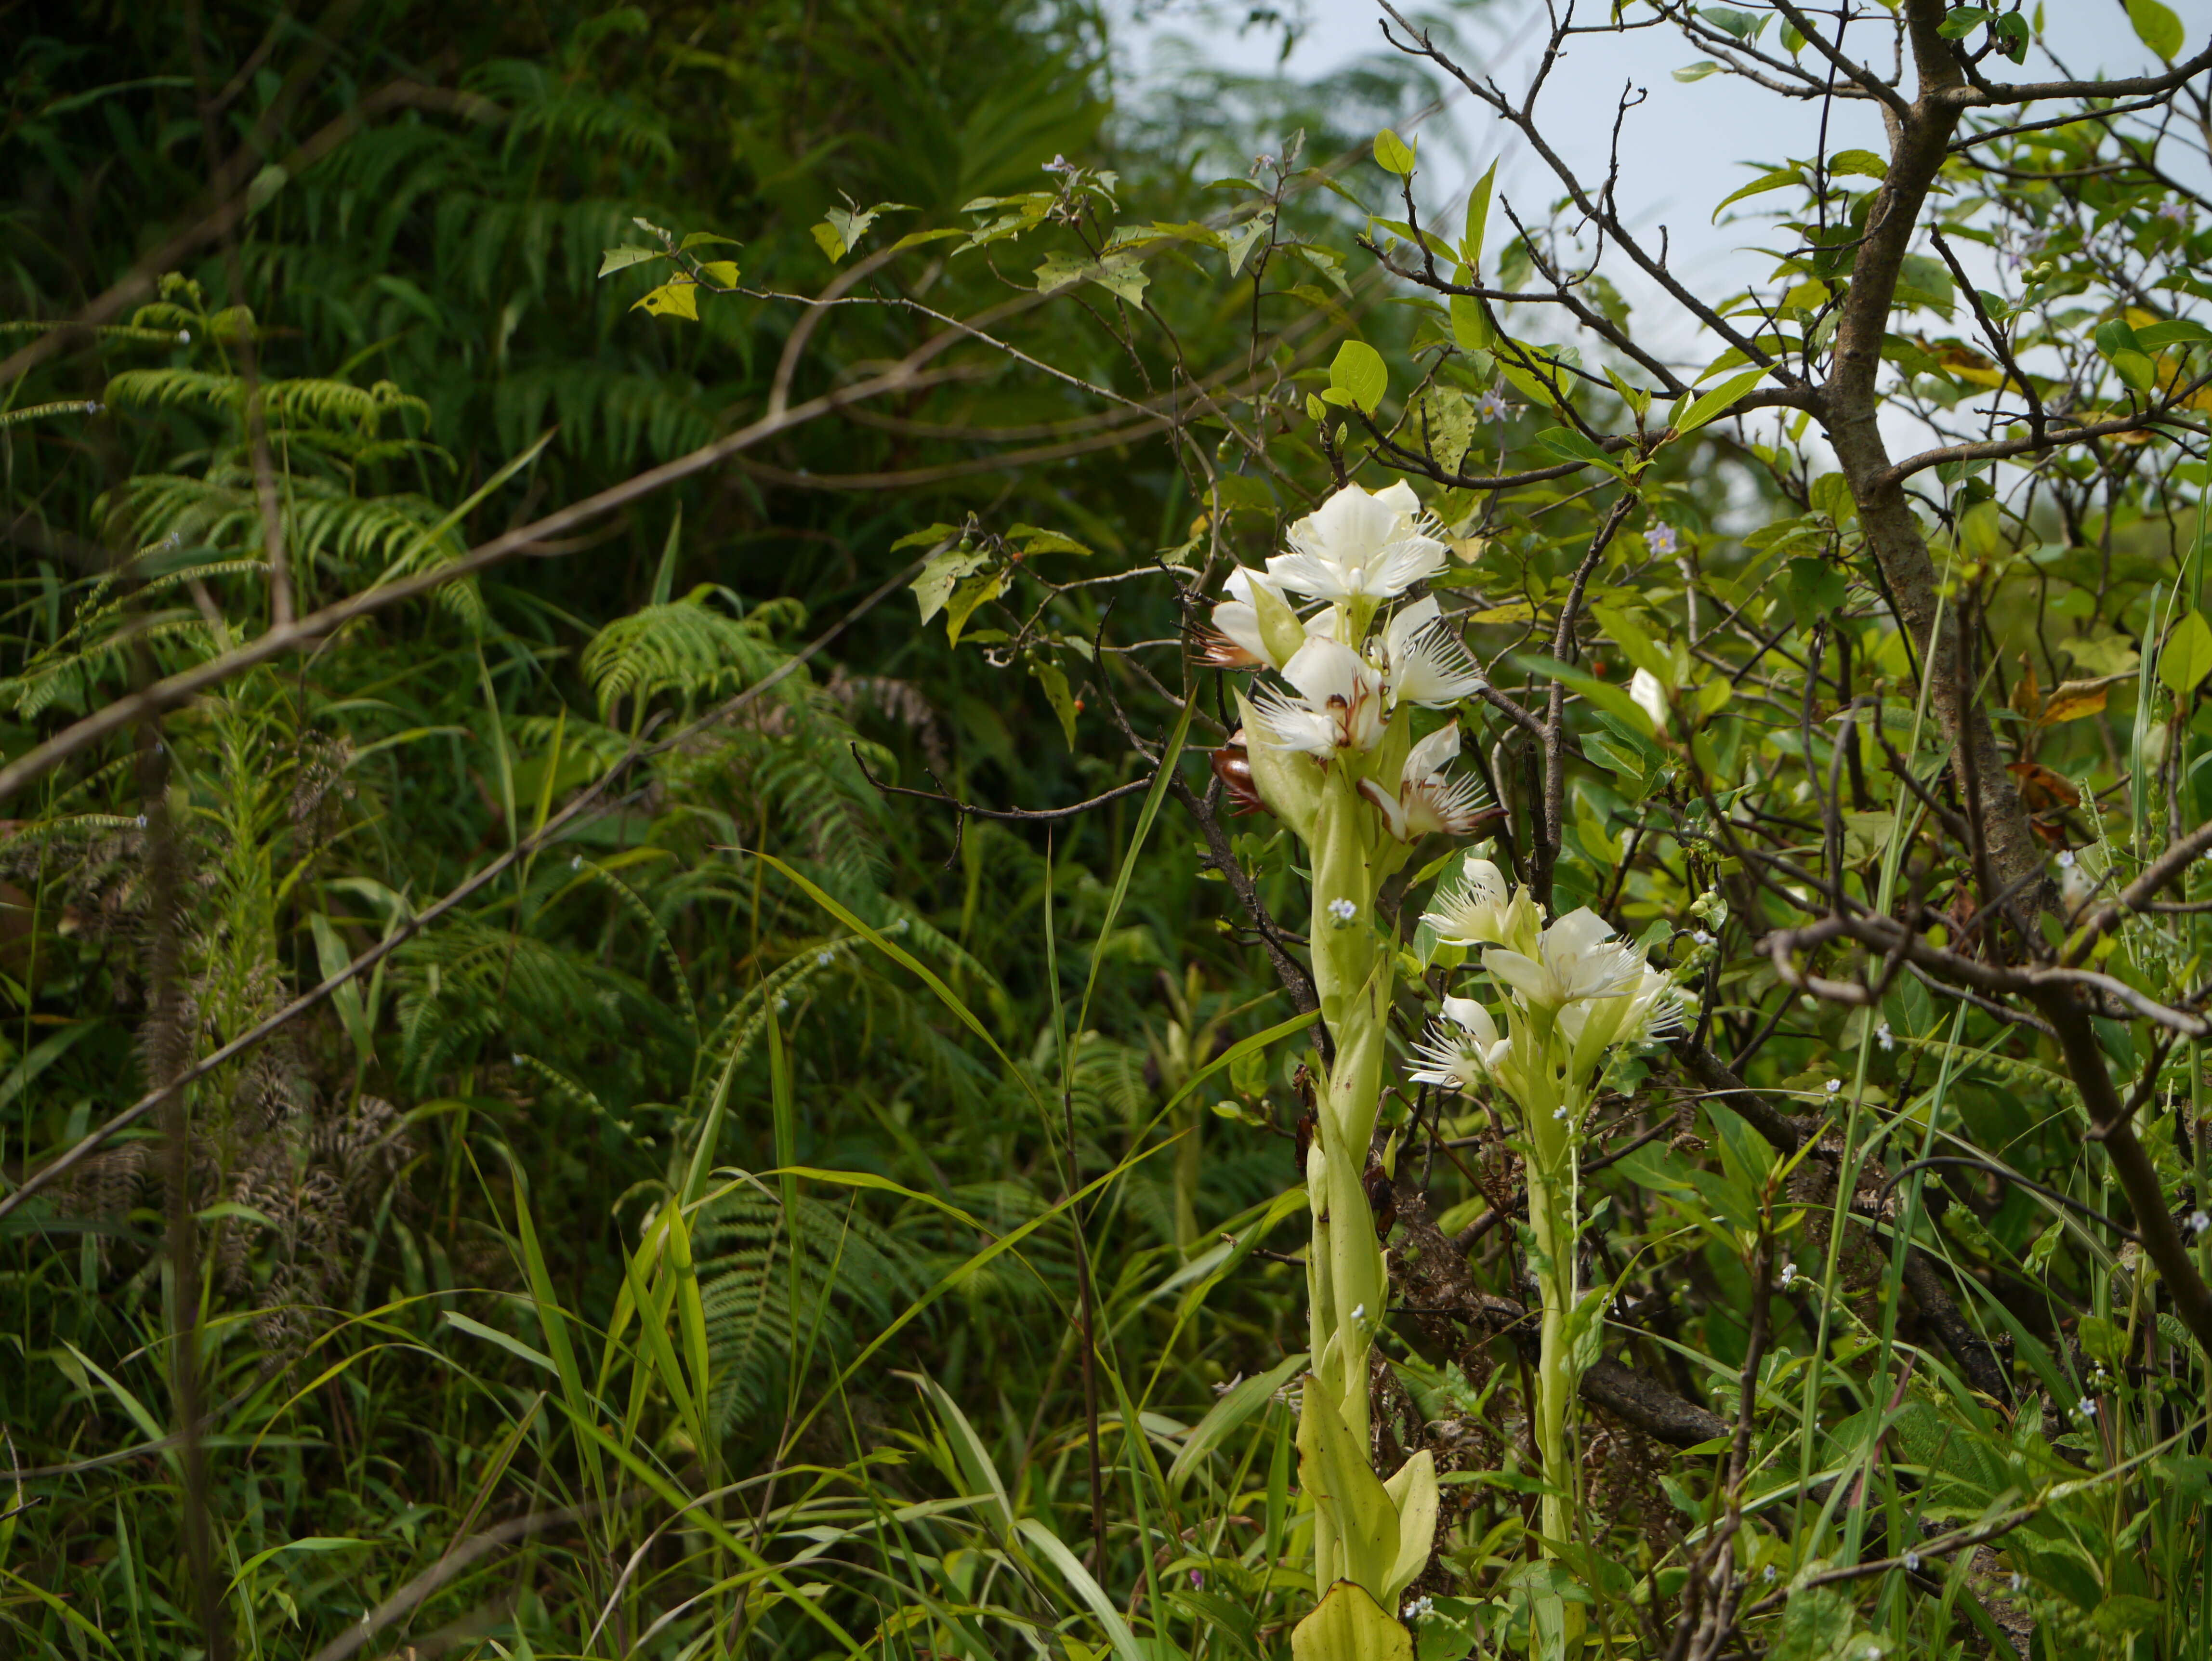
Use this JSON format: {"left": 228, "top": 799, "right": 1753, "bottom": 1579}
{"left": 1302, "top": 766, "right": 1399, "bottom": 1591}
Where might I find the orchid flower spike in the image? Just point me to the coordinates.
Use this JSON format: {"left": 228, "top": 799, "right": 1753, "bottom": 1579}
{"left": 1361, "top": 721, "right": 1494, "bottom": 841}
{"left": 1249, "top": 637, "right": 1387, "bottom": 758}
{"left": 1266, "top": 480, "right": 1448, "bottom": 605}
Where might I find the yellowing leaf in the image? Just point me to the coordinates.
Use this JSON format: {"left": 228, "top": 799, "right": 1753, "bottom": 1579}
{"left": 632, "top": 281, "right": 698, "bottom": 321}
{"left": 1464, "top": 601, "right": 1537, "bottom": 624}
{"left": 696, "top": 260, "right": 738, "bottom": 287}
{"left": 2039, "top": 682, "right": 2109, "bottom": 724}
{"left": 1291, "top": 1582, "right": 1412, "bottom": 1661}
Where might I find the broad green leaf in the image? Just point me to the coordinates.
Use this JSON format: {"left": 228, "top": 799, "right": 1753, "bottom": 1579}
{"left": 1828, "top": 147, "right": 1886, "bottom": 179}
{"left": 1330, "top": 340, "right": 1388, "bottom": 415}
{"left": 1298, "top": 1379, "right": 1401, "bottom": 1601}
{"left": 1373, "top": 129, "right": 1417, "bottom": 176}
{"left": 1380, "top": 1450, "right": 1439, "bottom": 1607}
{"left": 1674, "top": 60, "right": 1724, "bottom": 80}
{"left": 1224, "top": 209, "right": 1275, "bottom": 277}
{"left": 1031, "top": 658, "right": 1078, "bottom": 747}
{"left": 2129, "top": 0, "right": 2184, "bottom": 61}
{"left": 910, "top": 544, "right": 990, "bottom": 625}
{"left": 2159, "top": 609, "right": 2212, "bottom": 694}
{"left": 944, "top": 569, "right": 1006, "bottom": 646}
{"left": 695, "top": 259, "right": 738, "bottom": 287}
{"left": 1787, "top": 557, "right": 1849, "bottom": 626}
{"left": 1462, "top": 161, "right": 1498, "bottom": 270}
{"left": 1712, "top": 168, "right": 1804, "bottom": 220}
{"left": 1674, "top": 368, "right": 1766, "bottom": 435}
{"left": 1292, "top": 1580, "right": 1413, "bottom": 1661}
{"left": 676, "top": 230, "right": 740, "bottom": 251}
{"left": 1590, "top": 601, "right": 1673, "bottom": 685}
{"left": 597, "top": 246, "right": 663, "bottom": 277}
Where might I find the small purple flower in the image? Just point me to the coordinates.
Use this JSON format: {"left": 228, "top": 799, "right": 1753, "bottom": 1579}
{"left": 2158, "top": 200, "right": 2192, "bottom": 228}
{"left": 1644, "top": 524, "right": 1679, "bottom": 558}
{"left": 1189, "top": 1569, "right": 1204, "bottom": 1588}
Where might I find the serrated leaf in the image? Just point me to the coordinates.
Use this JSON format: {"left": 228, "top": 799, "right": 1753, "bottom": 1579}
{"left": 1330, "top": 340, "right": 1388, "bottom": 415}
{"left": 909, "top": 543, "right": 988, "bottom": 624}
{"left": 1373, "top": 128, "right": 1417, "bottom": 176}
{"left": 598, "top": 246, "right": 665, "bottom": 277}
{"left": 944, "top": 570, "right": 1006, "bottom": 646}
{"left": 632, "top": 281, "right": 698, "bottom": 321}
{"left": 1224, "top": 210, "right": 1275, "bottom": 278}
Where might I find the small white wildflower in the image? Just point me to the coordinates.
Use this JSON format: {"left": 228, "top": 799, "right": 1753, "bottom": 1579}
{"left": 1403, "top": 1596, "right": 1433, "bottom": 1621}
{"left": 1779, "top": 1262, "right": 1798, "bottom": 1288}
{"left": 1644, "top": 524, "right": 1679, "bottom": 558}
{"left": 2076, "top": 1397, "right": 2096, "bottom": 1418}
{"left": 177, "top": 329, "right": 190, "bottom": 343}
{"left": 135, "top": 814, "right": 147, "bottom": 829}
{"left": 1824, "top": 1078, "right": 1843, "bottom": 1096}
{"left": 1692, "top": 929, "right": 1715, "bottom": 946}
{"left": 1903, "top": 1552, "right": 1921, "bottom": 1572}
{"left": 776, "top": 995, "right": 790, "bottom": 1014}
{"left": 1350, "top": 1303, "right": 1367, "bottom": 1322}
{"left": 1763, "top": 1564, "right": 1777, "bottom": 1582}
{"left": 2189, "top": 1210, "right": 2211, "bottom": 1236}
{"left": 1876, "top": 1020, "right": 1894, "bottom": 1052}
{"left": 1475, "top": 387, "right": 1514, "bottom": 423}
{"left": 1553, "top": 1105, "right": 1570, "bottom": 1121}
{"left": 2009, "top": 1571, "right": 2024, "bottom": 1593}
{"left": 84, "top": 400, "right": 101, "bottom": 414}
{"left": 1327, "top": 896, "right": 1358, "bottom": 923}
{"left": 817, "top": 949, "right": 834, "bottom": 966}
{"left": 570, "top": 854, "right": 583, "bottom": 870}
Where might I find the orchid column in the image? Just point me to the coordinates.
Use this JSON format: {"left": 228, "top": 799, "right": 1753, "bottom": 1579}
{"left": 1208, "top": 482, "right": 1488, "bottom": 1648}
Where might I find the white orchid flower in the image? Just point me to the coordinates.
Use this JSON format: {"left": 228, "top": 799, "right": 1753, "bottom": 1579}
{"left": 1375, "top": 596, "right": 1484, "bottom": 710}
{"left": 1628, "top": 667, "right": 1669, "bottom": 733}
{"left": 1360, "top": 721, "right": 1494, "bottom": 841}
{"left": 1559, "top": 964, "right": 1685, "bottom": 1071}
{"left": 1409, "top": 994, "right": 1511, "bottom": 1091}
{"left": 1481, "top": 906, "right": 1645, "bottom": 1011}
{"left": 1249, "top": 636, "right": 1387, "bottom": 758}
{"left": 1422, "top": 857, "right": 1539, "bottom": 952}
{"left": 1266, "top": 480, "right": 1448, "bottom": 605}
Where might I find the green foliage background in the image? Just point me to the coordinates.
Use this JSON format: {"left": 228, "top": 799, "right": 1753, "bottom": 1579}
{"left": 6, "top": 1, "right": 2212, "bottom": 1659}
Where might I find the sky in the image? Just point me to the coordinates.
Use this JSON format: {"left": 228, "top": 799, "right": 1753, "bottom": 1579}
{"left": 1119, "top": 0, "right": 2209, "bottom": 362}
{"left": 1117, "top": 0, "right": 2212, "bottom": 471}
